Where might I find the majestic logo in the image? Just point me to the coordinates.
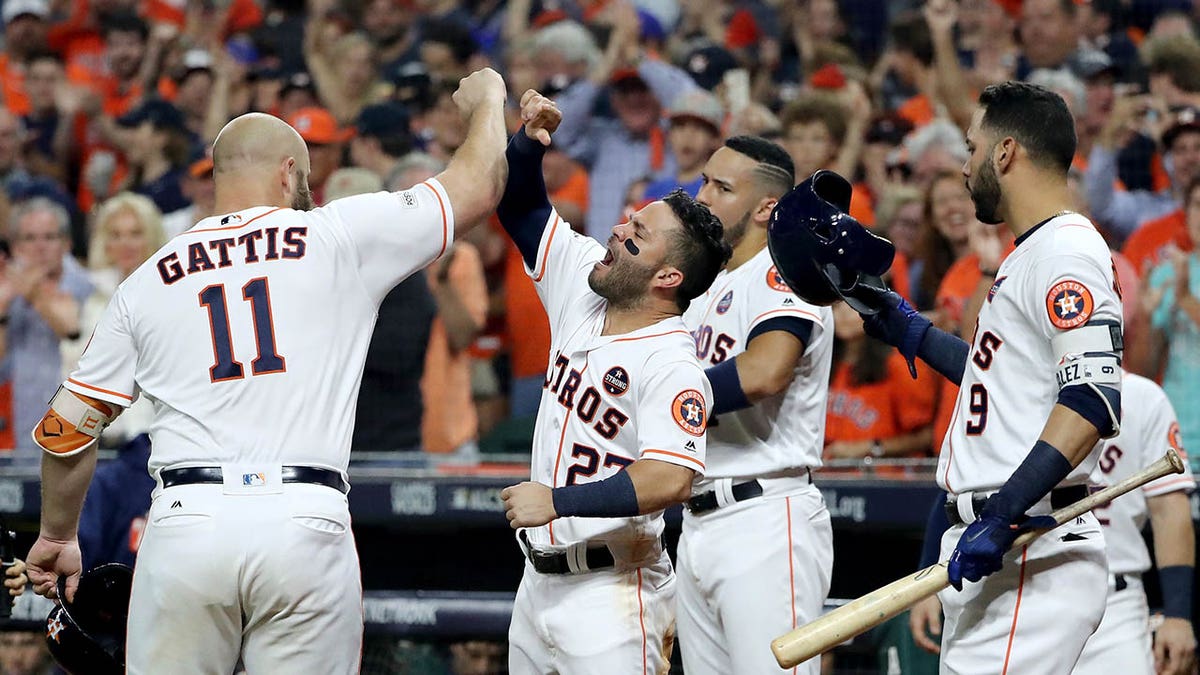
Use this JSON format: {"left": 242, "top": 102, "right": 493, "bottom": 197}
{"left": 716, "top": 290, "right": 734, "bottom": 315}
{"left": 684, "top": 440, "right": 698, "bottom": 453}
{"left": 766, "top": 266, "right": 792, "bottom": 293}
{"left": 602, "top": 366, "right": 630, "bottom": 396}
{"left": 1046, "top": 280, "right": 1094, "bottom": 329}
{"left": 242, "top": 472, "right": 266, "bottom": 487}
{"left": 987, "top": 276, "right": 1007, "bottom": 303}
{"left": 672, "top": 390, "right": 707, "bottom": 437}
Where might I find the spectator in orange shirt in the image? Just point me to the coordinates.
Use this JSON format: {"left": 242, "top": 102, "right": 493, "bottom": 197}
{"left": 825, "top": 301, "right": 936, "bottom": 461}
{"left": 0, "top": 0, "right": 52, "bottom": 117}
{"left": 67, "top": 12, "right": 158, "bottom": 117}
{"left": 779, "top": 88, "right": 875, "bottom": 224}
{"left": 1123, "top": 174, "right": 1198, "bottom": 278}
{"left": 888, "top": 11, "right": 937, "bottom": 129}
{"left": 911, "top": 170, "right": 973, "bottom": 312}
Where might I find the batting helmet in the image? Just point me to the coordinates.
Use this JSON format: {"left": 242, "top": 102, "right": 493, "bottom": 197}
{"left": 767, "top": 170, "right": 895, "bottom": 314}
{"left": 45, "top": 563, "right": 132, "bottom": 675}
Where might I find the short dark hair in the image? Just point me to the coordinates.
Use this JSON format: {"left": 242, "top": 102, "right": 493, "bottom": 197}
{"left": 890, "top": 11, "right": 934, "bottom": 67}
{"left": 1144, "top": 35, "right": 1200, "bottom": 94}
{"left": 663, "top": 189, "right": 731, "bottom": 312}
{"left": 780, "top": 92, "right": 849, "bottom": 147}
{"left": 724, "top": 135, "right": 796, "bottom": 197}
{"left": 423, "top": 19, "right": 478, "bottom": 65}
{"left": 101, "top": 11, "right": 149, "bottom": 41}
{"left": 978, "top": 81, "right": 1076, "bottom": 173}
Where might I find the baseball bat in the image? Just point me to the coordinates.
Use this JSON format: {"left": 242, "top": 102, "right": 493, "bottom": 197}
{"left": 771, "top": 449, "right": 1187, "bottom": 669}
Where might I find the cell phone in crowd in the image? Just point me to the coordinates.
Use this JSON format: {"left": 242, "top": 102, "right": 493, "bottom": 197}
{"left": 724, "top": 69, "right": 751, "bottom": 114}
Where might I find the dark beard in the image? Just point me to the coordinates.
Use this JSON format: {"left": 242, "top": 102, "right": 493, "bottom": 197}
{"left": 292, "top": 183, "right": 315, "bottom": 211}
{"left": 970, "top": 159, "right": 1004, "bottom": 225}
{"left": 722, "top": 208, "right": 752, "bottom": 249}
{"left": 587, "top": 257, "right": 655, "bottom": 309}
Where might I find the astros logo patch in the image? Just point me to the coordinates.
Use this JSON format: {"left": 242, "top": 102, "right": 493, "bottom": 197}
{"left": 1169, "top": 421, "right": 1185, "bottom": 455}
{"left": 603, "top": 366, "right": 630, "bottom": 396}
{"left": 47, "top": 616, "right": 65, "bottom": 643}
{"left": 716, "top": 290, "right": 734, "bottom": 314}
{"left": 766, "top": 266, "right": 792, "bottom": 293}
{"left": 1046, "top": 280, "right": 1094, "bottom": 329}
{"left": 673, "top": 390, "right": 707, "bottom": 437}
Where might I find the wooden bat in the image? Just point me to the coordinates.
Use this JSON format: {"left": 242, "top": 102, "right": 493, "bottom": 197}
{"left": 771, "top": 449, "right": 1187, "bottom": 669}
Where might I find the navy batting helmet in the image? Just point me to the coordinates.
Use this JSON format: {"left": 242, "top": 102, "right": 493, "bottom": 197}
{"left": 767, "top": 170, "right": 895, "bottom": 314}
{"left": 45, "top": 564, "right": 132, "bottom": 675}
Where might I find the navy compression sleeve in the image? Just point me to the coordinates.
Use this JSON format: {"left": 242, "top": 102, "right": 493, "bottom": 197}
{"left": 495, "top": 129, "right": 553, "bottom": 268}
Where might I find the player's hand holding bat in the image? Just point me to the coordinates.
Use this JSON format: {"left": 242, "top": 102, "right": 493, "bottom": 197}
{"left": 501, "top": 482, "right": 558, "bottom": 528}
{"left": 26, "top": 535, "right": 81, "bottom": 602}
{"left": 520, "top": 89, "right": 562, "bottom": 146}
{"left": 946, "top": 495, "right": 1056, "bottom": 589}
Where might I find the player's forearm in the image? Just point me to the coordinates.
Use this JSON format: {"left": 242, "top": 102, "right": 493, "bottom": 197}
{"left": 549, "top": 459, "right": 694, "bottom": 519}
{"left": 496, "top": 130, "right": 552, "bottom": 267}
{"left": 1150, "top": 492, "right": 1196, "bottom": 568}
{"left": 915, "top": 327, "right": 969, "bottom": 385}
{"left": 444, "top": 96, "right": 509, "bottom": 230}
{"left": 1037, "top": 405, "right": 1102, "bottom": 467}
{"left": 39, "top": 449, "right": 98, "bottom": 541}
{"left": 625, "top": 459, "right": 694, "bottom": 513}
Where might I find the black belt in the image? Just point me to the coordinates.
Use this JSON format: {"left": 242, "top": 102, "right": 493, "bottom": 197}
{"left": 686, "top": 470, "right": 813, "bottom": 516}
{"left": 1114, "top": 574, "right": 1128, "bottom": 592}
{"left": 945, "top": 485, "right": 1088, "bottom": 526}
{"left": 519, "top": 531, "right": 615, "bottom": 574}
{"left": 160, "top": 466, "right": 349, "bottom": 495}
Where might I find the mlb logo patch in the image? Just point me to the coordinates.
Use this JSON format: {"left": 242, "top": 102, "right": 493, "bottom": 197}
{"left": 716, "top": 291, "right": 734, "bottom": 314}
{"left": 242, "top": 472, "right": 266, "bottom": 487}
{"left": 220, "top": 213, "right": 243, "bottom": 226}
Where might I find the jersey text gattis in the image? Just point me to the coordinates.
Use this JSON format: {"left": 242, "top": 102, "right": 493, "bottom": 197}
{"left": 157, "top": 227, "right": 309, "bottom": 285}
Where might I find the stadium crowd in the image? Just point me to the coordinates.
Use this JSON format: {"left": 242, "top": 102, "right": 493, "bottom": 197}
{"left": 1, "top": 0, "right": 1200, "bottom": 484}
{"left": 0, "top": 0, "right": 1198, "bottom": 673}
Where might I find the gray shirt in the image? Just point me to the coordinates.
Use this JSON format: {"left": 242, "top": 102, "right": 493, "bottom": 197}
{"left": 555, "top": 59, "right": 699, "bottom": 240}
{"left": 9, "top": 254, "right": 93, "bottom": 457}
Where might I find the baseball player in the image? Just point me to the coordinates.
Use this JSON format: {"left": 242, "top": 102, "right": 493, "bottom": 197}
{"left": 497, "top": 90, "right": 730, "bottom": 674}
{"left": 1075, "top": 371, "right": 1196, "bottom": 675}
{"left": 24, "top": 68, "right": 510, "bottom": 674}
{"left": 674, "top": 135, "right": 835, "bottom": 675}
{"left": 850, "top": 82, "right": 1124, "bottom": 672}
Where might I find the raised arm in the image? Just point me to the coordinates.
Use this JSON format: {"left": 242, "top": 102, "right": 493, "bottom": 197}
{"left": 433, "top": 69, "right": 510, "bottom": 237}
{"left": 496, "top": 90, "right": 563, "bottom": 267}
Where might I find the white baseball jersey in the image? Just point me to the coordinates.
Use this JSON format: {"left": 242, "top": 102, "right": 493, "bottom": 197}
{"left": 64, "top": 182, "right": 454, "bottom": 477}
{"left": 522, "top": 210, "right": 710, "bottom": 549}
{"left": 1091, "top": 372, "right": 1194, "bottom": 574}
{"left": 938, "top": 213, "right": 1123, "bottom": 493}
{"left": 681, "top": 247, "right": 833, "bottom": 486}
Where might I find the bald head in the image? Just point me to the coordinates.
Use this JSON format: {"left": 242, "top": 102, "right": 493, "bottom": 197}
{"left": 211, "top": 113, "right": 316, "bottom": 212}
{"left": 213, "top": 113, "right": 309, "bottom": 176}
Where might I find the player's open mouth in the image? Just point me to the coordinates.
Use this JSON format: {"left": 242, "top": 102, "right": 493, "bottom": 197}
{"left": 599, "top": 248, "right": 614, "bottom": 267}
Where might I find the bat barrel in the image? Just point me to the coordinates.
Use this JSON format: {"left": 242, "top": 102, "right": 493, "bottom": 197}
{"left": 771, "top": 564, "right": 951, "bottom": 668}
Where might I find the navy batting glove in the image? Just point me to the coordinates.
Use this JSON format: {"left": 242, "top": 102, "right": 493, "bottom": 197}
{"left": 947, "top": 500, "right": 1058, "bottom": 591}
{"left": 857, "top": 288, "right": 930, "bottom": 378}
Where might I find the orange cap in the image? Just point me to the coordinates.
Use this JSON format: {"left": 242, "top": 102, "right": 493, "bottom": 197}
{"left": 288, "top": 107, "right": 355, "bottom": 144}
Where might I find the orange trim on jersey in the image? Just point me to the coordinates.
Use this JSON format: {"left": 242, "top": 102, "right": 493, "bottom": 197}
{"left": 637, "top": 568, "right": 648, "bottom": 675}
{"left": 642, "top": 449, "right": 705, "bottom": 472}
{"left": 549, "top": 361, "right": 589, "bottom": 544}
{"left": 610, "top": 329, "right": 691, "bottom": 344}
{"left": 787, "top": 496, "right": 798, "bottom": 675}
{"left": 1000, "top": 547, "right": 1030, "bottom": 675}
{"left": 66, "top": 378, "right": 133, "bottom": 402}
{"left": 1143, "top": 477, "right": 1196, "bottom": 493}
{"left": 419, "top": 181, "right": 449, "bottom": 259}
{"left": 532, "top": 214, "right": 563, "bottom": 283}
{"left": 750, "top": 308, "right": 821, "bottom": 326}
{"left": 187, "top": 207, "right": 284, "bottom": 235}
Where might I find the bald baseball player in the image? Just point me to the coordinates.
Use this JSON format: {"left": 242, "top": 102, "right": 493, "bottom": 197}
{"left": 853, "top": 81, "right": 1123, "bottom": 672}
{"left": 676, "top": 136, "right": 835, "bottom": 675}
{"left": 497, "top": 89, "right": 730, "bottom": 674}
{"left": 25, "top": 68, "right": 509, "bottom": 674}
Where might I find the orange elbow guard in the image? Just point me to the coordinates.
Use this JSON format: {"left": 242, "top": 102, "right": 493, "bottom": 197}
{"left": 32, "top": 389, "right": 119, "bottom": 457}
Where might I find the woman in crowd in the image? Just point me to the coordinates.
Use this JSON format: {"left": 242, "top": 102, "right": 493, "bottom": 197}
{"left": 61, "top": 192, "right": 166, "bottom": 445}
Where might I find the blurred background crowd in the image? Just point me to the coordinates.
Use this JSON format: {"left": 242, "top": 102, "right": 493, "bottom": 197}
{"left": 0, "top": 0, "right": 1196, "bottom": 671}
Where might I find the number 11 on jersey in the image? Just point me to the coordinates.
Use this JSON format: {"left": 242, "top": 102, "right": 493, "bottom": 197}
{"left": 199, "top": 276, "right": 287, "bottom": 383}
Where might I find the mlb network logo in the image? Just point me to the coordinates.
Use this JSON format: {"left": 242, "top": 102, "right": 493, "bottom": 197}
{"left": 242, "top": 472, "right": 266, "bottom": 487}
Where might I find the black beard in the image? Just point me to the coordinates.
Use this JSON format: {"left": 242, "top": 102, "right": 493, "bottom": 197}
{"left": 970, "top": 160, "right": 1004, "bottom": 225}
{"left": 587, "top": 257, "right": 655, "bottom": 309}
{"left": 292, "top": 184, "right": 315, "bottom": 211}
